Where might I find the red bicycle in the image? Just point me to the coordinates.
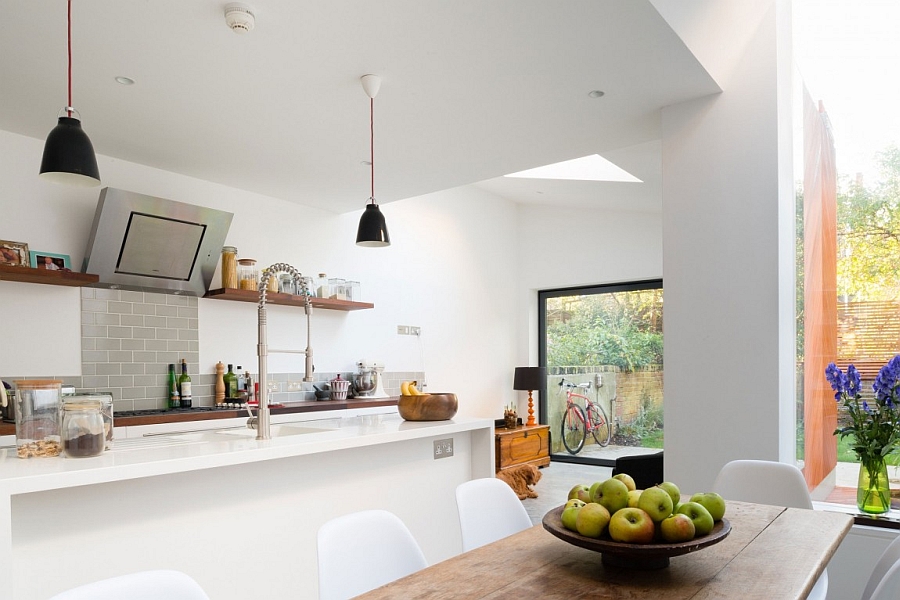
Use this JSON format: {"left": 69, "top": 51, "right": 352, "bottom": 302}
{"left": 559, "top": 378, "right": 611, "bottom": 454}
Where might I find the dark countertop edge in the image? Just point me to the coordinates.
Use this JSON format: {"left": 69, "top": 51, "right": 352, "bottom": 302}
{"left": 0, "top": 397, "right": 399, "bottom": 435}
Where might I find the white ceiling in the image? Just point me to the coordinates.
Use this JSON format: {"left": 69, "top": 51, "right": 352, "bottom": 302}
{"left": 0, "top": 1, "right": 719, "bottom": 213}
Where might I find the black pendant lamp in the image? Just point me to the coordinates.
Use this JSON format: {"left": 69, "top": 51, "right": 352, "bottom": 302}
{"left": 356, "top": 74, "right": 390, "bottom": 247}
{"left": 39, "top": 0, "right": 100, "bottom": 187}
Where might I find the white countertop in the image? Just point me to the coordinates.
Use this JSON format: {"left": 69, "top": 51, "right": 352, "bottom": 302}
{"left": 0, "top": 413, "right": 493, "bottom": 496}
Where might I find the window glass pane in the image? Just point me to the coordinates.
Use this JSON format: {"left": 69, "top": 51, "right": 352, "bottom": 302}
{"left": 539, "top": 281, "right": 662, "bottom": 466}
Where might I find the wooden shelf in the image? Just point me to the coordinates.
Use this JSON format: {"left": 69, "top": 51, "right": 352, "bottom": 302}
{"left": 0, "top": 264, "right": 99, "bottom": 287}
{"left": 204, "top": 287, "right": 374, "bottom": 311}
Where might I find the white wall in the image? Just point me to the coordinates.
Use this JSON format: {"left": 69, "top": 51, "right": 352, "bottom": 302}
{"left": 0, "top": 129, "right": 518, "bottom": 418}
{"left": 658, "top": 0, "right": 796, "bottom": 492}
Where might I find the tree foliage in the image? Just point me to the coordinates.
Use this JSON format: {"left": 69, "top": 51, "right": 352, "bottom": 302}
{"left": 546, "top": 289, "right": 663, "bottom": 370}
{"left": 837, "top": 145, "right": 900, "bottom": 301}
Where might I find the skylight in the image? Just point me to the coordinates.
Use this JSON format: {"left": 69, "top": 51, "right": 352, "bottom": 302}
{"left": 504, "top": 154, "right": 642, "bottom": 183}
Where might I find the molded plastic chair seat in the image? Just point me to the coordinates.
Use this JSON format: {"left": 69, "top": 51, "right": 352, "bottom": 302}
{"left": 456, "top": 477, "right": 533, "bottom": 552}
{"left": 862, "top": 533, "right": 900, "bottom": 600}
{"left": 317, "top": 509, "right": 427, "bottom": 600}
{"left": 713, "top": 459, "right": 827, "bottom": 600}
{"left": 48, "top": 570, "right": 210, "bottom": 600}
{"left": 611, "top": 451, "right": 664, "bottom": 490}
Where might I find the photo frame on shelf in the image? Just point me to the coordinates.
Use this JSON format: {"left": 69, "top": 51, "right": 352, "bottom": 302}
{"left": 29, "top": 251, "right": 70, "bottom": 271}
{"left": 0, "top": 240, "right": 29, "bottom": 266}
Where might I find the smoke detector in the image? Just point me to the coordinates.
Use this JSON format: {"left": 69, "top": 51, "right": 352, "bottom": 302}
{"left": 224, "top": 3, "right": 255, "bottom": 34}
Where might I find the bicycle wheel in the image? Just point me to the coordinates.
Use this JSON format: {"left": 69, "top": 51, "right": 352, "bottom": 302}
{"left": 587, "top": 403, "right": 611, "bottom": 447}
{"left": 561, "top": 404, "right": 586, "bottom": 455}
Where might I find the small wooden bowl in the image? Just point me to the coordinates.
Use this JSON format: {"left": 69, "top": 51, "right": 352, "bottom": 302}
{"left": 398, "top": 393, "right": 458, "bottom": 421}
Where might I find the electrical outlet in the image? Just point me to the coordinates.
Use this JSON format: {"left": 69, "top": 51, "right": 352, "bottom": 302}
{"left": 397, "top": 325, "right": 409, "bottom": 335}
{"left": 433, "top": 438, "right": 454, "bottom": 459}
{"left": 410, "top": 326, "right": 421, "bottom": 336}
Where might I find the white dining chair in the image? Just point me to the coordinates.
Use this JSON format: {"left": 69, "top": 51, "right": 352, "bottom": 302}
{"left": 317, "top": 508, "right": 428, "bottom": 600}
{"left": 48, "top": 569, "right": 210, "bottom": 600}
{"left": 861, "top": 533, "right": 900, "bottom": 600}
{"left": 712, "top": 459, "right": 827, "bottom": 600}
{"left": 455, "top": 477, "right": 534, "bottom": 552}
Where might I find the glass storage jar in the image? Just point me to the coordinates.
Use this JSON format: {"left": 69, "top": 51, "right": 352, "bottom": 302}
{"left": 316, "top": 273, "right": 330, "bottom": 298}
{"left": 278, "top": 273, "right": 295, "bottom": 295}
{"left": 13, "top": 380, "right": 62, "bottom": 458}
{"left": 64, "top": 393, "right": 113, "bottom": 449}
{"left": 238, "top": 258, "right": 258, "bottom": 291}
{"left": 328, "top": 278, "right": 347, "bottom": 300}
{"left": 60, "top": 399, "right": 105, "bottom": 458}
{"left": 221, "top": 246, "right": 238, "bottom": 289}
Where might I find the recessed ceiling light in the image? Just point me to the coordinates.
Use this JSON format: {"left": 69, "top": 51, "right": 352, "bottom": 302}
{"left": 588, "top": 90, "right": 605, "bottom": 98}
{"left": 115, "top": 76, "right": 135, "bottom": 85}
{"left": 505, "top": 154, "right": 642, "bottom": 183}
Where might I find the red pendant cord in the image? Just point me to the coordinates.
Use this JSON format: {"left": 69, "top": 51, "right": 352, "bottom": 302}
{"left": 370, "top": 97, "right": 375, "bottom": 203}
{"left": 66, "top": 0, "right": 72, "bottom": 116}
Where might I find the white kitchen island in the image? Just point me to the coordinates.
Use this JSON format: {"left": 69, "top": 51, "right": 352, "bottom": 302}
{"left": 0, "top": 411, "right": 494, "bottom": 599}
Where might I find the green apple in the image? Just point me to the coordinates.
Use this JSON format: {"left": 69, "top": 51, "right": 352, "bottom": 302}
{"left": 637, "top": 486, "right": 674, "bottom": 522}
{"left": 591, "top": 478, "right": 630, "bottom": 514}
{"left": 627, "top": 489, "right": 643, "bottom": 508}
{"left": 561, "top": 506, "right": 582, "bottom": 531}
{"left": 574, "top": 502, "right": 610, "bottom": 538}
{"left": 567, "top": 484, "right": 591, "bottom": 503}
{"left": 676, "top": 502, "right": 715, "bottom": 536}
{"left": 689, "top": 492, "right": 727, "bottom": 521}
{"left": 659, "top": 513, "right": 696, "bottom": 543}
{"left": 658, "top": 481, "right": 681, "bottom": 506}
{"left": 564, "top": 498, "right": 586, "bottom": 509}
{"left": 612, "top": 473, "right": 637, "bottom": 492}
{"left": 608, "top": 507, "right": 655, "bottom": 544}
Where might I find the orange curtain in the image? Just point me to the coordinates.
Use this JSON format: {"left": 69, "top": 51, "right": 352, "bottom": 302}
{"left": 802, "top": 88, "right": 838, "bottom": 489}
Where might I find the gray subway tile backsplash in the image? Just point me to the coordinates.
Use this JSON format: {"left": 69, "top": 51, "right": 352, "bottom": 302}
{"left": 2, "top": 291, "right": 419, "bottom": 414}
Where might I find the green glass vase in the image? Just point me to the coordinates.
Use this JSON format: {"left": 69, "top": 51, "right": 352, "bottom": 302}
{"left": 857, "top": 457, "right": 891, "bottom": 514}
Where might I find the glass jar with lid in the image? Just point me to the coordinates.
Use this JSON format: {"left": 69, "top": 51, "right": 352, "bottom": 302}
{"left": 64, "top": 393, "right": 113, "bottom": 449}
{"left": 13, "top": 380, "right": 62, "bottom": 459}
{"left": 221, "top": 246, "right": 238, "bottom": 289}
{"left": 238, "top": 258, "right": 258, "bottom": 291}
{"left": 60, "top": 399, "right": 105, "bottom": 458}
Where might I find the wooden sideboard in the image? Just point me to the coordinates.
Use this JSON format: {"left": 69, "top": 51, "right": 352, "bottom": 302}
{"left": 495, "top": 423, "right": 550, "bottom": 472}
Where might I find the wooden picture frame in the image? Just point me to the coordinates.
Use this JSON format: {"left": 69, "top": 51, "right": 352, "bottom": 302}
{"left": 0, "top": 240, "right": 29, "bottom": 267}
{"left": 29, "top": 251, "right": 71, "bottom": 271}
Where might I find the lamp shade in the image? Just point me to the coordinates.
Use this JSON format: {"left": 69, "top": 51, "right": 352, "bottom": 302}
{"left": 356, "top": 203, "right": 390, "bottom": 247}
{"left": 39, "top": 116, "right": 101, "bottom": 186}
{"left": 513, "top": 366, "right": 546, "bottom": 391}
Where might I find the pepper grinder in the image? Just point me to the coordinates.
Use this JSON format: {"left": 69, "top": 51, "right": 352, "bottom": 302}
{"left": 215, "top": 361, "right": 225, "bottom": 404}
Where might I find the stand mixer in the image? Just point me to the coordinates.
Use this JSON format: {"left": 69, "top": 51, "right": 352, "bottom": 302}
{"left": 356, "top": 360, "right": 389, "bottom": 398}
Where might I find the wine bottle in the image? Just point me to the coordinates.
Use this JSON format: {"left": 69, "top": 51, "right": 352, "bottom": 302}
{"left": 224, "top": 364, "right": 238, "bottom": 400}
{"left": 168, "top": 364, "right": 180, "bottom": 410}
{"left": 179, "top": 359, "right": 192, "bottom": 408}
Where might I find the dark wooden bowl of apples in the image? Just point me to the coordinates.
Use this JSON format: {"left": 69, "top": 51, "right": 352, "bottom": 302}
{"left": 542, "top": 505, "right": 731, "bottom": 570}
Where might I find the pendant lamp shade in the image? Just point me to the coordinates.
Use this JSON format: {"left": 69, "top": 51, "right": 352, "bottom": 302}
{"left": 40, "top": 0, "right": 100, "bottom": 187}
{"left": 40, "top": 114, "right": 101, "bottom": 186}
{"left": 356, "top": 203, "right": 390, "bottom": 247}
{"left": 356, "top": 74, "right": 390, "bottom": 247}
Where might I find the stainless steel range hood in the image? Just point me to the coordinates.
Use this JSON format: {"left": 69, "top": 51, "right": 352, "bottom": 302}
{"left": 82, "top": 188, "right": 233, "bottom": 296}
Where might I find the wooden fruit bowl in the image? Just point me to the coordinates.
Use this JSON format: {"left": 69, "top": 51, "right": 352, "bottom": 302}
{"left": 542, "top": 505, "right": 731, "bottom": 570}
{"left": 397, "top": 393, "right": 458, "bottom": 421}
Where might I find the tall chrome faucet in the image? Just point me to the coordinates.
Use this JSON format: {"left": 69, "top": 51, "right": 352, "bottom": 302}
{"left": 255, "top": 263, "right": 313, "bottom": 440}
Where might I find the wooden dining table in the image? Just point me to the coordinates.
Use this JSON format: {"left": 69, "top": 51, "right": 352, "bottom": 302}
{"left": 356, "top": 500, "right": 853, "bottom": 599}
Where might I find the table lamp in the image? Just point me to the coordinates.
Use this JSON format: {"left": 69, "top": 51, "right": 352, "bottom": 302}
{"left": 513, "top": 367, "right": 546, "bottom": 427}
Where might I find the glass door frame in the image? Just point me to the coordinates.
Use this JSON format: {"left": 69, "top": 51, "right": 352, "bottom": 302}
{"left": 538, "top": 278, "right": 663, "bottom": 467}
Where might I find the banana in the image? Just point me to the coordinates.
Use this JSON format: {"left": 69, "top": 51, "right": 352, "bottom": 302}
{"left": 400, "top": 381, "right": 411, "bottom": 396}
{"left": 409, "top": 381, "right": 427, "bottom": 395}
